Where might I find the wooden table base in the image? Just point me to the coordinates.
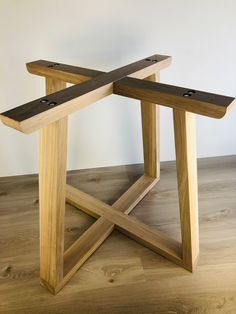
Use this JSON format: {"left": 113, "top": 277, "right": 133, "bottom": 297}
{"left": 0, "top": 54, "right": 234, "bottom": 294}
{"left": 39, "top": 75, "right": 198, "bottom": 295}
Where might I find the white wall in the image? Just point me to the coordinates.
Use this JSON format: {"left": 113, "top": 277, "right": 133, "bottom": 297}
{"left": 0, "top": 0, "right": 236, "bottom": 177}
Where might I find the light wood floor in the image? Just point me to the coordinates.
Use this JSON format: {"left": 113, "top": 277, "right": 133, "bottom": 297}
{"left": 0, "top": 156, "right": 236, "bottom": 314}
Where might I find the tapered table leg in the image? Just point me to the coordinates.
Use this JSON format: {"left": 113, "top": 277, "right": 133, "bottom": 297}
{"left": 39, "top": 78, "right": 67, "bottom": 293}
{"left": 173, "top": 109, "right": 199, "bottom": 271}
{"left": 141, "top": 73, "right": 160, "bottom": 179}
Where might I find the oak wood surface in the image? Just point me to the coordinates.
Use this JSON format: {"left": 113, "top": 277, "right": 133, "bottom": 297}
{"left": 173, "top": 109, "right": 199, "bottom": 271}
{"left": 39, "top": 78, "right": 68, "bottom": 291}
{"left": 141, "top": 73, "right": 160, "bottom": 178}
{"left": 0, "top": 156, "right": 236, "bottom": 313}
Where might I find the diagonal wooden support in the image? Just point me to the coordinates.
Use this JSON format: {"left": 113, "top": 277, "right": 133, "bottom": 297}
{"left": 62, "top": 175, "right": 158, "bottom": 294}
{"left": 66, "top": 184, "right": 182, "bottom": 263}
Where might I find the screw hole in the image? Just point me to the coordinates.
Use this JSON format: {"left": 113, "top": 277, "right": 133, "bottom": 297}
{"left": 145, "top": 58, "right": 157, "bottom": 62}
{"left": 40, "top": 99, "right": 49, "bottom": 103}
{"left": 183, "top": 90, "right": 196, "bottom": 97}
{"left": 47, "top": 63, "right": 60, "bottom": 68}
{"left": 48, "top": 101, "right": 57, "bottom": 106}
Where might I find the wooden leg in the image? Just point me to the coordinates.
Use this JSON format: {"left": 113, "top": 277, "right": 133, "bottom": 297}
{"left": 173, "top": 109, "right": 199, "bottom": 271}
{"left": 141, "top": 73, "right": 160, "bottom": 179}
{"left": 39, "top": 78, "right": 67, "bottom": 293}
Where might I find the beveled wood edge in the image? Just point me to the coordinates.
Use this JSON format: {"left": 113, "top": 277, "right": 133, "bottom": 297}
{"left": 114, "top": 78, "right": 235, "bottom": 119}
{"left": 226, "top": 99, "right": 236, "bottom": 115}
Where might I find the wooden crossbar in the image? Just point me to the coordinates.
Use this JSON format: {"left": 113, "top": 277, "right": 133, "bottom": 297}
{"left": 26, "top": 58, "right": 170, "bottom": 84}
{"left": 0, "top": 55, "right": 171, "bottom": 133}
{"left": 114, "top": 77, "right": 235, "bottom": 119}
{"left": 27, "top": 59, "right": 235, "bottom": 120}
{"left": 66, "top": 184, "right": 182, "bottom": 263}
{"left": 60, "top": 175, "right": 158, "bottom": 294}
{"left": 0, "top": 56, "right": 235, "bottom": 133}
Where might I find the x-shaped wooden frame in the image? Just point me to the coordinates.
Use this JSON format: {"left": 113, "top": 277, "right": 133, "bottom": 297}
{"left": 0, "top": 55, "right": 234, "bottom": 295}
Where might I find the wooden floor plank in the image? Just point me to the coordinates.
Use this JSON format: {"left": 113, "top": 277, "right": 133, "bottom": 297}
{"left": 0, "top": 157, "right": 236, "bottom": 313}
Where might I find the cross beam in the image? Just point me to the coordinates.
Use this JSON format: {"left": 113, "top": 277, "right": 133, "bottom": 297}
{"left": 0, "top": 55, "right": 171, "bottom": 133}
{"left": 0, "top": 54, "right": 235, "bottom": 295}
{"left": 0, "top": 55, "right": 234, "bottom": 133}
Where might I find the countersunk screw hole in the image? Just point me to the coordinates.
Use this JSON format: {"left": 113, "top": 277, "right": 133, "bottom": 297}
{"left": 40, "top": 99, "right": 48, "bottom": 103}
{"left": 183, "top": 90, "right": 196, "bottom": 97}
{"left": 48, "top": 101, "right": 57, "bottom": 106}
{"left": 188, "top": 90, "right": 196, "bottom": 95}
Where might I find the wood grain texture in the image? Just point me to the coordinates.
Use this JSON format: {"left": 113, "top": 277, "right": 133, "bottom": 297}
{"left": 39, "top": 78, "right": 67, "bottom": 292}
{"left": 1, "top": 157, "right": 236, "bottom": 313}
{"left": 0, "top": 55, "right": 171, "bottom": 133}
{"left": 114, "top": 76, "right": 235, "bottom": 118}
{"left": 173, "top": 109, "right": 199, "bottom": 271}
{"left": 141, "top": 73, "right": 160, "bottom": 178}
